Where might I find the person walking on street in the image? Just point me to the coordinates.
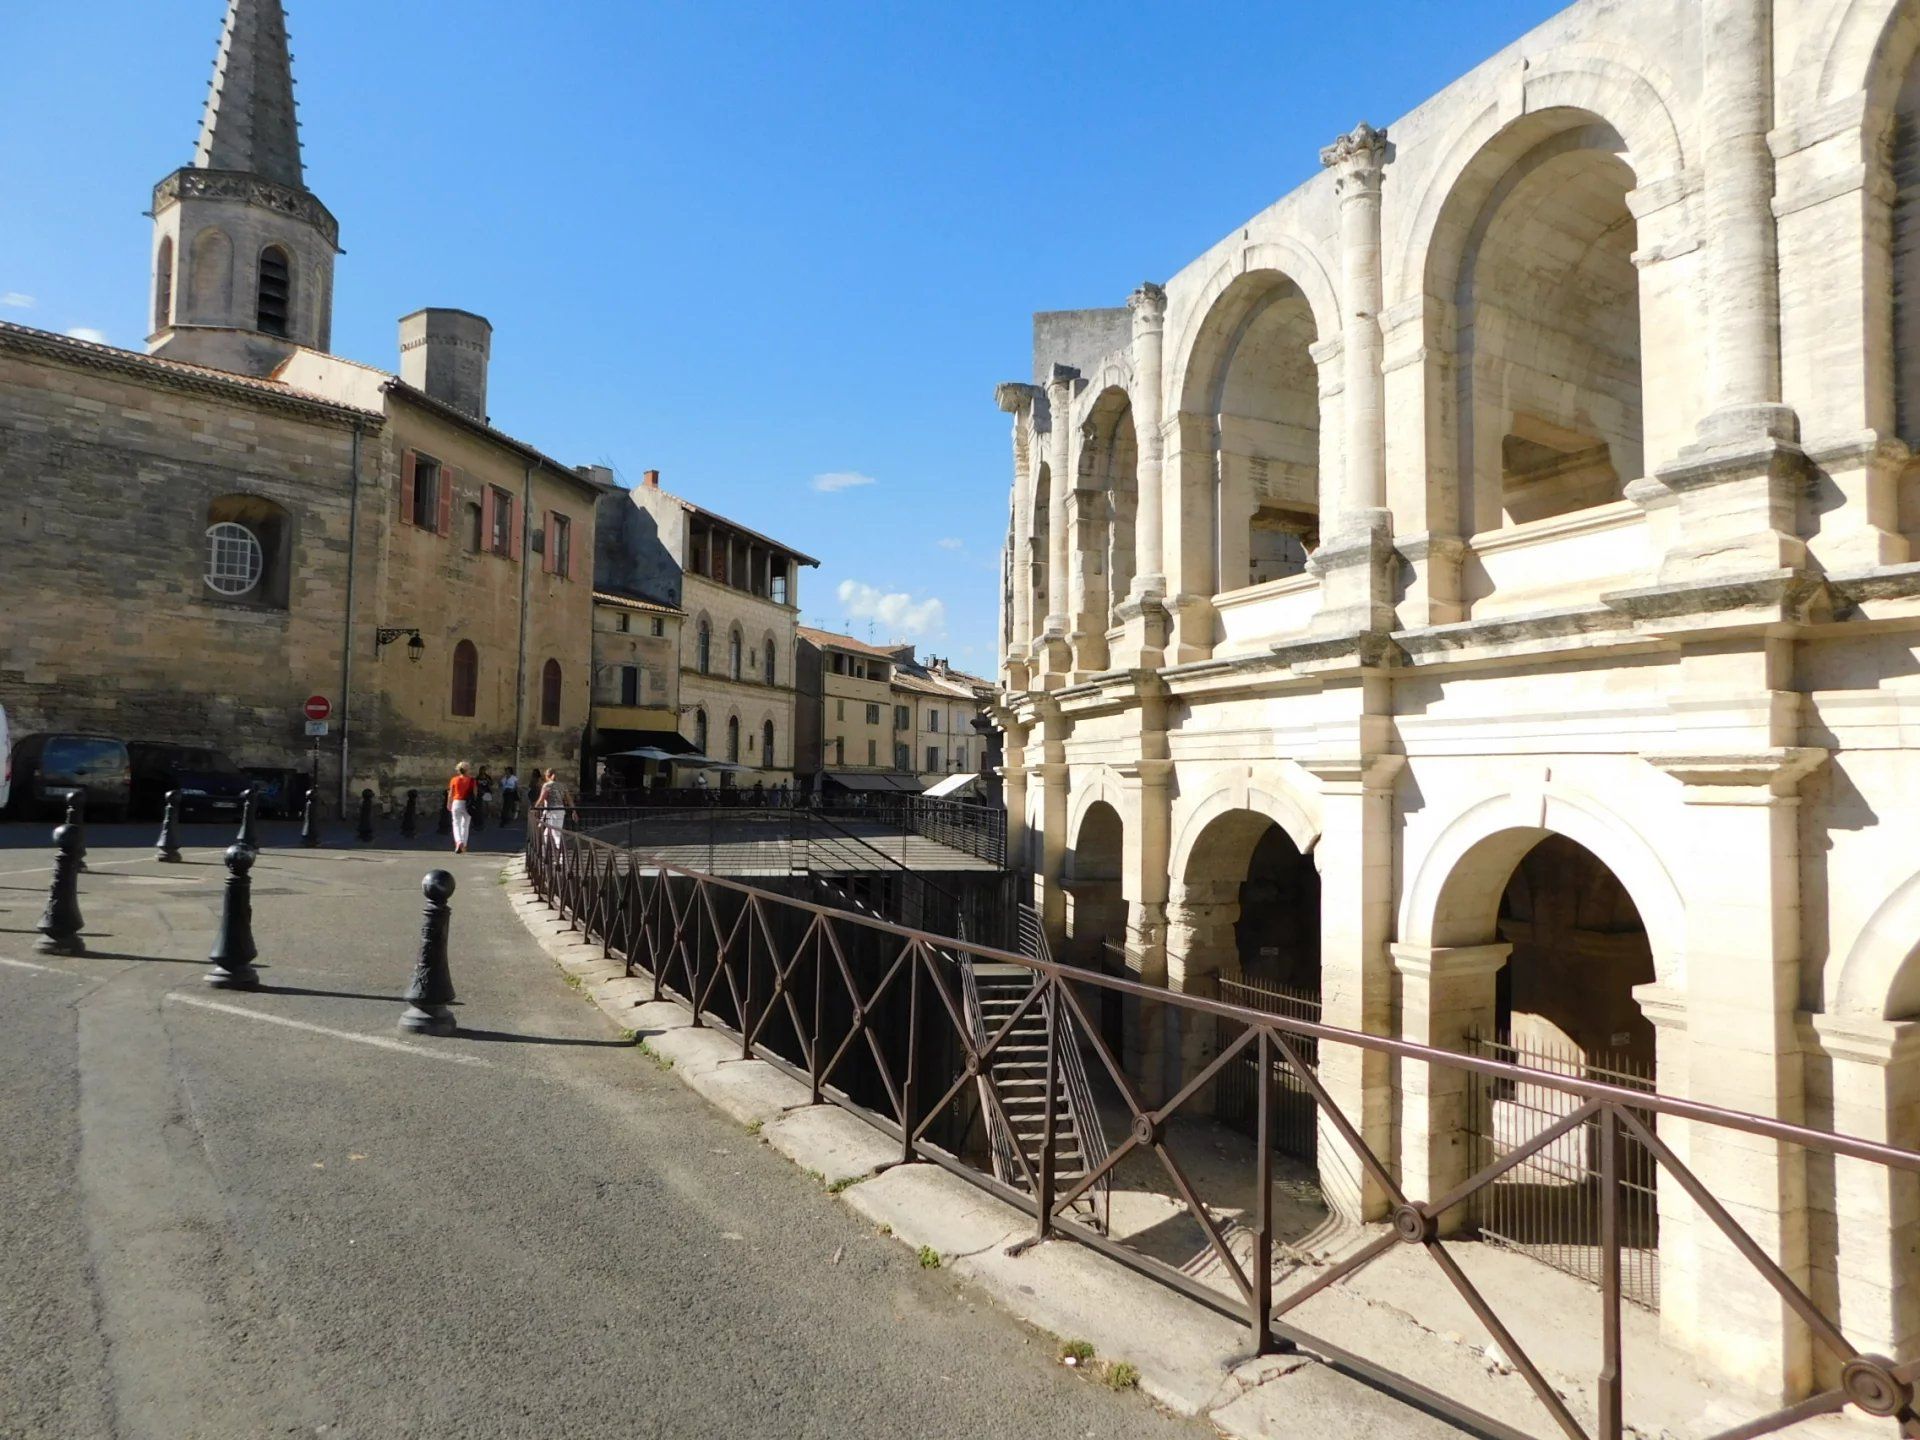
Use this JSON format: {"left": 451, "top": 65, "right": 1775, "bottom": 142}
{"left": 447, "top": 761, "right": 477, "bottom": 854}
{"left": 535, "top": 768, "right": 569, "bottom": 853}
{"left": 500, "top": 768, "right": 520, "bottom": 825}
{"left": 473, "top": 765, "right": 493, "bottom": 832}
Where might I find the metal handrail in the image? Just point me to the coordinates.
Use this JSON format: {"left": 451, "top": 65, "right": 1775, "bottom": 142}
{"left": 1017, "top": 905, "right": 1113, "bottom": 1235}
{"left": 526, "top": 829, "right": 1920, "bottom": 1440}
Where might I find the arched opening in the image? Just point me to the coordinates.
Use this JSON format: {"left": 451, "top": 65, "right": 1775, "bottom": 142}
{"left": 1076, "top": 389, "right": 1139, "bottom": 641}
{"left": 451, "top": 640, "right": 479, "bottom": 719}
{"left": 203, "top": 494, "right": 291, "bottom": 608}
{"left": 1030, "top": 462, "right": 1051, "bottom": 626}
{"left": 1445, "top": 117, "right": 1643, "bottom": 534}
{"left": 693, "top": 708, "right": 708, "bottom": 755}
{"left": 763, "top": 719, "right": 775, "bottom": 768}
{"left": 729, "top": 627, "right": 743, "bottom": 681}
{"left": 256, "top": 245, "right": 292, "bottom": 337}
{"left": 726, "top": 714, "right": 741, "bottom": 764}
{"left": 154, "top": 237, "right": 175, "bottom": 334}
{"left": 1889, "top": 50, "right": 1920, "bottom": 548}
{"left": 540, "top": 658, "right": 563, "bottom": 727}
{"left": 1066, "top": 801, "right": 1125, "bottom": 962}
{"left": 696, "top": 617, "right": 711, "bottom": 674}
{"left": 1182, "top": 272, "right": 1323, "bottom": 594}
{"left": 188, "top": 227, "right": 232, "bottom": 317}
{"left": 764, "top": 635, "right": 777, "bottom": 686}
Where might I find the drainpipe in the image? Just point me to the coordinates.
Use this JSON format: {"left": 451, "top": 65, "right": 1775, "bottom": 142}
{"left": 513, "top": 461, "right": 533, "bottom": 780}
{"left": 338, "top": 419, "right": 364, "bottom": 817}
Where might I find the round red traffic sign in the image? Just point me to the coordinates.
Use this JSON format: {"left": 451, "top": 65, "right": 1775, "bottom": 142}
{"left": 303, "top": 695, "right": 332, "bottom": 722}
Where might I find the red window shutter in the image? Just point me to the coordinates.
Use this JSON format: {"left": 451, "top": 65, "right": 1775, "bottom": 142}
{"left": 481, "top": 485, "right": 496, "bottom": 554}
{"left": 400, "top": 451, "right": 417, "bottom": 526}
{"left": 438, "top": 466, "right": 455, "bottom": 537}
{"left": 509, "top": 495, "right": 522, "bottom": 561}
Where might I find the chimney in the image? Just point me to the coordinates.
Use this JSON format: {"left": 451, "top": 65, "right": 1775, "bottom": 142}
{"left": 399, "top": 308, "right": 493, "bottom": 422}
{"left": 643, "top": 469, "right": 661, "bottom": 489}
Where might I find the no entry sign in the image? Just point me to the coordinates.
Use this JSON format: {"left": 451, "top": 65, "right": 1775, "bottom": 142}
{"left": 303, "top": 695, "right": 332, "bottom": 722}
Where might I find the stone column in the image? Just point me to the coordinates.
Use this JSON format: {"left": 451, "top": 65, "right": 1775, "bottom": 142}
{"left": 1117, "top": 756, "right": 1173, "bottom": 1087}
{"left": 1038, "top": 366, "right": 1078, "bottom": 682}
{"left": 1066, "top": 479, "right": 1109, "bottom": 677}
{"left": 995, "top": 382, "right": 1039, "bottom": 691}
{"left": 1000, "top": 715, "right": 1030, "bottom": 873}
{"left": 1303, "top": 738, "right": 1403, "bottom": 1224}
{"left": 1128, "top": 282, "right": 1168, "bottom": 600}
{"left": 1803, "top": 1013, "right": 1920, "bottom": 1379}
{"left": 1312, "top": 123, "right": 1395, "bottom": 635}
{"left": 1390, "top": 941, "right": 1509, "bottom": 1235}
{"left": 1646, "top": 746, "right": 1826, "bottom": 1399}
{"left": 1035, "top": 700, "right": 1069, "bottom": 947}
{"left": 1162, "top": 411, "right": 1221, "bottom": 662}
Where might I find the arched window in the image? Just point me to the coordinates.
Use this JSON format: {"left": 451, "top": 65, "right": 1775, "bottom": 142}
{"left": 729, "top": 627, "right": 743, "bottom": 680}
{"left": 696, "top": 618, "right": 711, "bottom": 673}
{"left": 764, "top": 637, "right": 776, "bottom": 686}
{"left": 451, "top": 640, "right": 479, "bottom": 718}
{"left": 727, "top": 715, "right": 741, "bottom": 763}
{"left": 203, "top": 494, "right": 290, "bottom": 608}
{"left": 540, "top": 658, "right": 562, "bottom": 727}
{"left": 256, "top": 245, "right": 292, "bottom": 337}
{"left": 763, "top": 720, "right": 775, "bottom": 765}
{"left": 693, "top": 708, "right": 708, "bottom": 754}
{"left": 154, "top": 237, "right": 174, "bottom": 334}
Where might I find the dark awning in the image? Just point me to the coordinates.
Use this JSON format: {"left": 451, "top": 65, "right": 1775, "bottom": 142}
{"left": 825, "top": 772, "right": 926, "bottom": 793}
{"left": 597, "top": 729, "right": 697, "bottom": 759}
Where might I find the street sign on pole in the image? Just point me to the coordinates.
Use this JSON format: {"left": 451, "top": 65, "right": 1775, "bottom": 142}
{"left": 303, "top": 695, "right": 332, "bottom": 722}
{"left": 304, "top": 719, "right": 330, "bottom": 738}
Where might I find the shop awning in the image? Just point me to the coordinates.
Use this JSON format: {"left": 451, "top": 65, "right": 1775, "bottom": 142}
{"left": 825, "top": 773, "right": 926, "bottom": 793}
{"left": 922, "top": 773, "right": 981, "bottom": 799}
{"left": 597, "top": 728, "right": 697, "bottom": 759}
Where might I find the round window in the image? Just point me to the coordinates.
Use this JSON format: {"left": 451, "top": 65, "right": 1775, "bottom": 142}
{"left": 205, "top": 521, "right": 264, "bottom": 596}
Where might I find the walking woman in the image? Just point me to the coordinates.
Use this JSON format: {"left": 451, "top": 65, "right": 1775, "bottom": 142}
{"left": 535, "top": 768, "right": 569, "bottom": 854}
{"left": 448, "top": 761, "right": 477, "bottom": 854}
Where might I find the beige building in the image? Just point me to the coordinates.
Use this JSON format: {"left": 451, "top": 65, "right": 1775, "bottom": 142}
{"left": 597, "top": 471, "right": 815, "bottom": 783}
{"left": 0, "top": 0, "right": 604, "bottom": 810}
{"left": 586, "top": 589, "right": 684, "bottom": 781}
{"left": 994, "top": 0, "right": 1920, "bottom": 1401}
{"left": 889, "top": 657, "right": 991, "bottom": 787}
{"left": 798, "top": 628, "right": 902, "bottom": 784}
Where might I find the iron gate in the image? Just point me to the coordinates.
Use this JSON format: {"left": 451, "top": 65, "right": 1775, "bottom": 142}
{"left": 1467, "top": 1033, "right": 1661, "bottom": 1309}
{"left": 1215, "top": 975, "right": 1320, "bottom": 1162}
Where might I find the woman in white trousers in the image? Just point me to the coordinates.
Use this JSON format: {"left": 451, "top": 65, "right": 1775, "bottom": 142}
{"left": 448, "top": 760, "right": 476, "bottom": 853}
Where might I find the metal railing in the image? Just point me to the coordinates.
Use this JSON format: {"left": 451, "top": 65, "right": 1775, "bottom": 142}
{"left": 1217, "top": 975, "right": 1322, "bottom": 1163}
{"left": 526, "top": 829, "right": 1920, "bottom": 1440}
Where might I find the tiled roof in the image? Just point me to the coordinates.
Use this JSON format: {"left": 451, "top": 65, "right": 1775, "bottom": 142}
{"left": 798, "top": 625, "right": 898, "bottom": 658}
{"left": 592, "top": 589, "right": 684, "bottom": 617}
{"left": 667, "top": 489, "right": 820, "bottom": 566}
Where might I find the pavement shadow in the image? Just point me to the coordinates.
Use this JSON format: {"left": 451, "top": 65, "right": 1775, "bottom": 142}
{"left": 74, "top": 949, "right": 202, "bottom": 965}
{"left": 256, "top": 982, "right": 403, "bottom": 1004}
{"left": 457, "top": 1028, "right": 638, "bottom": 1049}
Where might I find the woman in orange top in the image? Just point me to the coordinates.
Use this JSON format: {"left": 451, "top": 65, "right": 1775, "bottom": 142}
{"left": 447, "top": 761, "right": 477, "bottom": 853}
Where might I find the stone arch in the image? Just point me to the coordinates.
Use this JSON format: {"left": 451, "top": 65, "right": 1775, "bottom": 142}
{"left": 1833, "top": 869, "right": 1920, "bottom": 1019}
{"left": 255, "top": 243, "right": 293, "bottom": 338}
{"left": 187, "top": 226, "right": 233, "bottom": 318}
{"left": 1400, "top": 785, "right": 1684, "bottom": 986}
{"left": 1168, "top": 770, "right": 1321, "bottom": 885}
{"left": 1067, "top": 764, "right": 1127, "bottom": 846}
{"left": 154, "top": 236, "right": 175, "bottom": 334}
{"left": 1169, "top": 237, "right": 1342, "bottom": 399}
{"left": 1076, "top": 385, "right": 1139, "bottom": 638}
{"left": 1805, "top": 0, "right": 1915, "bottom": 120}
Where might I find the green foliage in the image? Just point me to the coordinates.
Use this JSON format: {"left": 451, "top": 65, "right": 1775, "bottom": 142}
{"left": 916, "top": 1246, "right": 941, "bottom": 1269}
{"left": 1104, "top": 1362, "right": 1140, "bottom": 1390}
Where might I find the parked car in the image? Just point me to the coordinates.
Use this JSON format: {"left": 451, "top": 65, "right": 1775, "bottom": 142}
{"left": 7, "top": 733, "right": 132, "bottom": 821}
{"left": 0, "top": 705, "right": 10, "bottom": 814}
{"left": 241, "top": 766, "right": 309, "bottom": 819}
{"left": 128, "top": 742, "right": 252, "bottom": 822}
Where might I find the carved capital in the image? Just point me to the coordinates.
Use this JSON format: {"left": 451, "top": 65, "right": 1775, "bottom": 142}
{"left": 1046, "top": 362, "right": 1082, "bottom": 398}
{"left": 995, "top": 380, "right": 1040, "bottom": 414}
{"left": 1127, "top": 281, "right": 1168, "bottom": 326}
{"left": 1320, "top": 122, "right": 1390, "bottom": 192}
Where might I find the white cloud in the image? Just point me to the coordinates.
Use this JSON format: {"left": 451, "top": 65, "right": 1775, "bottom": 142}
{"left": 836, "top": 579, "right": 947, "bottom": 638}
{"left": 812, "top": 471, "right": 877, "bottom": 494}
{"left": 1, "top": 292, "right": 35, "bottom": 310}
{"left": 64, "top": 326, "right": 108, "bottom": 344}
{"left": 936, "top": 537, "right": 963, "bottom": 551}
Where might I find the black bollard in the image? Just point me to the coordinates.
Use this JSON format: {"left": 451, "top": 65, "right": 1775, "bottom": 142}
{"left": 235, "top": 787, "right": 260, "bottom": 851}
{"left": 300, "top": 790, "right": 320, "bottom": 848}
{"left": 400, "top": 870, "right": 457, "bottom": 1035}
{"left": 357, "top": 788, "right": 375, "bottom": 843}
{"left": 65, "top": 790, "right": 88, "bottom": 872}
{"left": 205, "top": 843, "right": 260, "bottom": 989}
{"left": 400, "top": 789, "right": 418, "bottom": 839}
{"left": 436, "top": 797, "right": 450, "bottom": 836}
{"left": 35, "top": 824, "right": 86, "bottom": 955}
{"left": 155, "top": 790, "right": 183, "bottom": 862}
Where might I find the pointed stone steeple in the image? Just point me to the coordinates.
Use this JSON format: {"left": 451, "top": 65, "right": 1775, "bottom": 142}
{"left": 194, "top": 0, "right": 306, "bottom": 190}
{"left": 149, "top": 0, "right": 338, "bottom": 375}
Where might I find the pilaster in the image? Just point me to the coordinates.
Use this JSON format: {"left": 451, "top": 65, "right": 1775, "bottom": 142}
{"left": 995, "top": 381, "right": 1040, "bottom": 692}
{"left": 1115, "top": 282, "right": 1173, "bottom": 669}
{"left": 1040, "top": 366, "right": 1080, "bottom": 685}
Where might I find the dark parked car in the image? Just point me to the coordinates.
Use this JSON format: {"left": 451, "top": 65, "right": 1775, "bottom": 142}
{"left": 129, "top": 742, "right": 252, "bottom": 822}
{"left": 6, "top": 733, "right": 133, "bottom": 821}
{"left": 241, "top": 766, "right": 310, "bottom": 820}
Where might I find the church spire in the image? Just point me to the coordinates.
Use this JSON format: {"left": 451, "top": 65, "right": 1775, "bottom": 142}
{"left": 193, "top": 0, "right": 305, "bottom": 190}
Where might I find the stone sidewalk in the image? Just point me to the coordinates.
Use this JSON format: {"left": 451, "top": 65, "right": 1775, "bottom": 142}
{"left": 504, "top": 860, "right": 1891, "bottom": 1440}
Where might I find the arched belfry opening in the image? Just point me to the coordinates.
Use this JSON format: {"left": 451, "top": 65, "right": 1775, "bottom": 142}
{"left": 1183, "top": 272, "right": 1323, "bottom": 594}
{"left": 1443, "top": 115, "right": 1644, "bottom": 534}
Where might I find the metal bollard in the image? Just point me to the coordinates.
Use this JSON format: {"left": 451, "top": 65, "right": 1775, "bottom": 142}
{"left": 235, "top": 787, "right": 260, "bottom": 851}
{"left": 155, "top": 790, "right": 184, "bottom": 862}
{"left": 65, "top": 790, "right": 88, "bottom": 872}
{"left": 300, "top": 790, "right": 320, "bottom": 848}
{"left": 35, "top": 824, "right": 86, "bottom": 955}
{"left": 399, "top": 870, "right": 457, "bottom": 1035}
{"left": 400, "top": 789, "right": 418, "bottom": 839}
{"left": 357, "top": 789, "right": 375, "bottom": 843}
{"left": 205, "top": 843, "right": 261, "bottom": 989}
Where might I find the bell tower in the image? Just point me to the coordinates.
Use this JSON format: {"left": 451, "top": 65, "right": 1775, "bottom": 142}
{"left": 148, "top": 0, "right": 339, "bottom": 376}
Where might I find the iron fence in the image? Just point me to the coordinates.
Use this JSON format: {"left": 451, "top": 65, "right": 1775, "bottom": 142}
{"left": 1217, "top": 975, "right": 1321, "bottom": 1163}
{"left": 526, "top": 828, "right": 1920, "bottom": 1440}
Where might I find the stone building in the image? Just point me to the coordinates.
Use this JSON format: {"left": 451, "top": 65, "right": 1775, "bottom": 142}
{"left": 993, "top": 0, "right": 1920, "bottom": 1400}
{"left": 596, "top": 470, "right": 815, "bottom": 782}
{"left": 889, "top": 654, "right": 992, "bottom": 787}
{"left": 795, "top": 627, "right": 912, "bottom": 793}
{"left": 585, "top": 588, "right": 685, "bottom": 782}
{"left": 0, "top": 0, "right": 604, "bottom": 808}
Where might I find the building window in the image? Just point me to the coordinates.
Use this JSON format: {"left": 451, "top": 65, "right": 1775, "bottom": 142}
{"left": 620, "top": 666, "right": 639, "bottom": 706}
{"left": 764, "top": 638, "right": 776, "bottom": 686}
{"left": 833, "top": 737, "right": 844, "bottom": 766}
{"left": 729, "top": 628, "right": 743, "bottom": 680}
{"left": 256, "top": 245, "right": 292, "bottom": 336}
{"left": 204, "top": 521, "right": 264, "bottom": 596}
{"left": 465, "top": 501, "right": 484, "bottom": 553}
{"left": 651, "top": 617, "right": 665, "bottom": 637}
{"left": 894, "top": 743, "right": 909, "bottom": 770}
{"left": 926, "top": 746, "right": 940, "bottom": 771}
{"left": 616, "top": 612, "right": 630, "bottom": 633}
{"left": 694, "top": 708, "right": 708, "bottom": 754}
{"left": 697, "top": 619, "right": 711, "bottom": 673}
{"left": 547, "top": 513, "right": 572, "bottom": 578}
{"left": 928, "top": 710, "right": 940, "bottom": 732}
{"left": 489, "top": 486, "right": 515, "bottom": 556}
{"left": 451, "top": 640, "right": 478, "bottom": 718}
{"left": 540, "top": 658, "right": 563, "bottom": 726}
{"left": 154, "top": 237, "right": 174, "bottom": 333}
{"left": 727, "top": 715, "right": 740, "bottom": 763}
{"left": 772, "top": 568, "right": 788, "bottom": 605}
{"left": 867, "top": 739, "right": 877, "bottom": 765}
{"left": 956, "top": 745, "right": 968, "bottom": 769}
{"left": 763, "top": 720, "right": 775, "bottom": 764}
{"left": 895, "top": 705, "right": 909, "bottom": 730}
{"left": 407, "top": 453, "right": 444, "bottom": 531}
{"left": 865, "top": 703, "right": 880, "bottom": 725}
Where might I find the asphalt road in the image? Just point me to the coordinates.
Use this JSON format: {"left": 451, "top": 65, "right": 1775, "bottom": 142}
{"left": 0, "top": 820, "right": 1209, "bottom": 1440}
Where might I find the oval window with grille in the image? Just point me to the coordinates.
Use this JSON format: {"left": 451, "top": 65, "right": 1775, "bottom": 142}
{"left": 205, "top": 521, "right": 263, "bottom": 595}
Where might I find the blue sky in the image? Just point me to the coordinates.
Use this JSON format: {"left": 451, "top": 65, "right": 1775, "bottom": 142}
{"left": 1, "top": 0, "right": 1564, "bottom": 669}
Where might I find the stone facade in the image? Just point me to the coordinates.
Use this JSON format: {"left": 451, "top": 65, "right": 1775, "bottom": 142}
{"left": 994, "top": 0, "right": 1920, "bottom": 1401}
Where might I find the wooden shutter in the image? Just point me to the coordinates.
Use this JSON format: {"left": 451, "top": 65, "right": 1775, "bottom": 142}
{"left": 542, "top": 510, "right": 555, "bottom": 574}
{"left": 557, "top": 517, "right": 570, "bottom": 579}
{"left": 400, "top": 451, "right": 417, "bottom": 526}
{"left": 508, "top": 494, "right": 522, "bottom": 561}
{"left": 481, "top": 485, "right": 496, "bottom": 554}
{"left": 437, "top": 466, "right": 455, "bottom": 537}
